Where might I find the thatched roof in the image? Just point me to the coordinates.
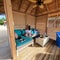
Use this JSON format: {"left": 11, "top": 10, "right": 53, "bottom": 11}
{"left": 0, "top": 0, "right": 60, "bottom": 16}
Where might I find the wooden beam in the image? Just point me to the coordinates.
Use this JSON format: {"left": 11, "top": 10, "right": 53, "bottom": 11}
{"left": 26, "top": 4, "right": 33, "bottom": 13}
{"left": 25, "top": 13, "right": 27, "bottom": 25}
{"left": 35, "top": 7, "right": 37, "bottom": 28}
{"left": 38, "top": 7, "right": 42, "bottom": 16}
{"left": 0, "top": 2, "right": 3, "bottom": 5}
{"left": 35, "top": 16, "right": 37, "bottom": 28}
{"left": 3, "top": 0, "right": 17, "bottom": 60}
{"left": 0, "top": 10, "right": 4, "bottom": 14}
{"left": 11, "top": 0, "right": 15, "bottom": 2}
{"left": 37, "top": 9, "right": 60, "bottom": 16}
{"left": 30, "top": 8, "right": 34, "bottom": 15}
{"left": 25, "top": 2, "right": 31, "bottom": 13}
{"left": 0, "top": 6, "right": 4, "bottom": 11}
{"left": 35, "top": 6, "right": 38, "bottom": 16}
{"left": 0, "top": 12, "right": 4, "bottom": 14}
{"left": 45, "top": 15, "right": 48, "bottom": 34}
{"left": 0, "top": 0, "right": 3, "bottom": 3}
{"left": 55, "top": 0, "right": 58, "bottom": 10}
{"left": 45, "top": 4, "right": 49, "bottom": 13}
{"left": 13, "top": 9, "right": 34, "bottom": 16}
{"left": 38, "top": 11, "right": 48, "bottom": 16}
{"left": 18, "top": 0, "right": 24, "bottom": 10}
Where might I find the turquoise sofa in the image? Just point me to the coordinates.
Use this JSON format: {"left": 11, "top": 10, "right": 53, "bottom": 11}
{"left": 14, "top": 29, "right": 40, "bottom": 48}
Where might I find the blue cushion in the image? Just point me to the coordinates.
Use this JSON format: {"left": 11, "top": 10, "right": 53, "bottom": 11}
{"left": 21, "top": 29, "right": 25, "bottom": 35}
{"left": 31, "top": 29, "right": 35, "bottom": 34}
{"left": 31, "top": 28, "right": 40, "bottom": 35}
{"left": 14, "top": 29, "right": 22, "bottom": 37}
{"left": 15, "top": 37, "right": 33, "bottom": 47}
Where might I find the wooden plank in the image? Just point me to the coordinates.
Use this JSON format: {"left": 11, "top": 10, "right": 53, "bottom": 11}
{"left": 55, "top": 0, "right": 59, "bottom": 10}
{"left": 13, "top": 9, "right": 34, "bottom": 16}
{"left": 25, "top": 13, "right": 27, "bottom": 26}
{"left": 37, "top": 7, "right": 42, "bottom": 16}
{"left": 35, "top": 16, "right": 37, "bottom": 29}
{"left": 37, "top": 9, "right": 60, "bottom": 16}
{"left": 36, "top": 15, "right": 47, "bottom": 34}
{"left": 18, "top": 0, "right": 24, "bottom": 10}
{"left": 45, "top": 15, "right": 48, "bottom": 34}
{"left": 0, "top": 2, "right": 3, "bottom": 6}
{"left": 3, "top": 0, "right": 17, "bottom": 60}
{"left": 26, "top": 15, "right": 35, "bottom": 28}
{"left": 25, "top": 2, "right": 31, "bottom": 13}
{"left": 35, "top": 7, "right": 37, "bottom": 29}
{"left": 45, "top": 4, "right": 49, "bottom": 13}
{"left": 30, "top": 8, "right": 34, "bottom": 15}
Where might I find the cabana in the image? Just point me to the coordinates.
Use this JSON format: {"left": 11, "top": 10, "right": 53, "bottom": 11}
{"left": 0, "top": 0, "right": 60, "bottom": 60}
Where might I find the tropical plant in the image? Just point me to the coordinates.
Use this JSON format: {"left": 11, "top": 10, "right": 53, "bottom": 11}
{"left": 0, "top": 18, "right": 6, "bottom": 25}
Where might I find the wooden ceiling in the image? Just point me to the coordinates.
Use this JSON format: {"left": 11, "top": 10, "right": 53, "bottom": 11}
{"left": 0, "top": 0, "right": 60, "bottom": 16}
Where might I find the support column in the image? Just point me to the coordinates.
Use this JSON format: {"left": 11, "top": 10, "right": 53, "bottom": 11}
{"left": 35, "top": 6, "right": 38, "bottom": 29}
{"left": 3, "top": 0, "right": 17, "bottom": 60}
{"left": 35, "top": 16, "right": 37, "bottom": 29}
{"left": 25, "top": 13, "right": 27, "bottom": 26}
{"left": 45, "top": 15, "right": 48, "bottom": 35}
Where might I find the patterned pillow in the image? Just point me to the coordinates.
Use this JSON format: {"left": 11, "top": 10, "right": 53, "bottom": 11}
{"left": 15, "top": 33, "right": 18, "bottom": 39}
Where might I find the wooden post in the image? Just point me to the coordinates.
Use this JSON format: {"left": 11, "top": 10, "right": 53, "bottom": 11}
{"left": 45, "top": 15, "right": 48, "bottom": 35}
{"left": 25, "top": 13, "right": 27, "bottom": 26}
{"left": 3, "top": 0, "right": 17, "bottom": 60}
{"left": 35, "top": 7, "right": 38, "bottom": 29}
{"left": 35, "top": 16, "right": 37, "bottom": 29}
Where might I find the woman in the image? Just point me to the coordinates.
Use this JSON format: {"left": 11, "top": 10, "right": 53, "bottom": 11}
{"left": 25, "top": 25, "right": 32, "bottom": 37}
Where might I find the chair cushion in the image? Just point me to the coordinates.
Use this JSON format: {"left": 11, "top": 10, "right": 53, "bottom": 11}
{"left": 14, "top": 29, "right": 22, "bottom": 37}
{"left": 15, "top": 37, "right": 33, "bottom": 47}
{"left": 21, "top": 29, "right": 26, "bottom": 35}
{"left": 31, "top": 29, "right": 35, "bottom": 35}
{"left": 31, "top": 28, "right": 40, "bottom": 35}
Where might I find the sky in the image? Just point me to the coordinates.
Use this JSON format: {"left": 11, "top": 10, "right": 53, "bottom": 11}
{"left": 0, "top": 14, "right": 6, "bottom": 19}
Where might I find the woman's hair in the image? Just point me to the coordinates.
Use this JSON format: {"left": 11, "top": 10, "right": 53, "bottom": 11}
{"left": 25, "top": 24, "right": 28, "bottom": 29}
{"left": 28, "top": 25, "right": 31, "bottom": 30}
{"left": 25, "top": 24, "right": 31, "bottom": 30}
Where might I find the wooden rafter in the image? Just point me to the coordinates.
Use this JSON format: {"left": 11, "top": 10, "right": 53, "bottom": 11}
{"left": 30, "top": 8, "right": 34, "bottom": 15}
{"left": 13, "top": 9, "right": 34, "bottom": 16}
{"left": 35, "top": 6, "right": 39, "bottom": 16}
{"left": 38, "top": 7, "right": 43, "bottom": 15}
{"left": 24, "top": 2, "right": 31, "bottom": 13}
{"left": 0, "top": 6, "right": 4, "bottom": 13}
{"left": 35, "top": 7, "right": 37, "bottom": 16}
{"left": 35, "top": 7, "right": 38, "bottom": 28}
{"left": 55, "top": 0, "right": 58, "bottom": 11}
{"left": 0, "top": 0, "right": 3, "bottom": 3}
{"left": 55, "top": 0, "right": 59, "bottom": 17}
{"left": 18, "top": 0, "right": 24, "bottom": 10}
{"left": 37, "top": 9, "right": 60, "bottom": 16}
{"left": 26, "top": 3, "right": 33, "bottom": 13}
{"left": 0, "top": 2, "right": 3, "bottom": 6}
{"left": 0, "top": 10, "right": 4, "bottom": 14}
{"left": 45, "top": 4, "right": 49, "bottom": 13}
{"left": 0, "top": 5, "right": 3, "bottom": 6}
{"left": 29, "top": 3, "right": 35, "bottom": 15}
{"left": 0, "top": 0, "right": 60, "bottom": 17}
{"left": 11, "top": 0, "right": 15, "bottom": 2}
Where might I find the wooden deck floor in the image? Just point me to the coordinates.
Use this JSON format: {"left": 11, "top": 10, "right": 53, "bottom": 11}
{"left": 0, "top": 25, "right": 11, "bottom": 60}
{"left": 17, "top": 39, "right": 60, "bottom": 60}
